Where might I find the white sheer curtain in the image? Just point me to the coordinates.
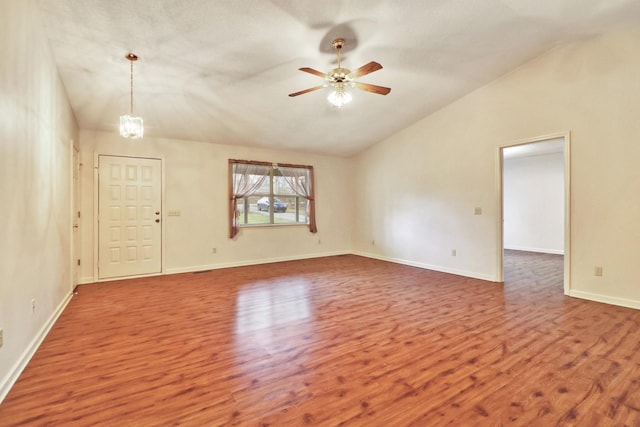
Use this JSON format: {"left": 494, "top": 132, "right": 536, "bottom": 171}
{"left": 229, "top": 162, "right": 270, "bottom": 238}
{"left": 279, "top": 166, "right": 317, "bottom": 233}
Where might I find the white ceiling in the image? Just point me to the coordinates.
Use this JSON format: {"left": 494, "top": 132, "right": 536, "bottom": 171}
{"left": 35, "top": 0, "right": 640, "bottom": 156}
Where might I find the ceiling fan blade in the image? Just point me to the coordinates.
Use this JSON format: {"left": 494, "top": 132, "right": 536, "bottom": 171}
{"left": 299, "top": 67, "right": 328, "bottom": 79}
{"left": 348, "top": 61, "right": 383, "bottom": 79}
{"left": 353, "top": 82, "right": 391, "bottom": 95}
{"left": 288, "top": 85, "right": 326, "bottom": 97}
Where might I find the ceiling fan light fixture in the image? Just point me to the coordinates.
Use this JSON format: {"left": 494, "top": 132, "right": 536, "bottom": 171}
{"left": 289, "top": 38, "right": 390, "bottom": 103}
{"left": 327, "top": 84, "right": 352, "bottom": 108}
{"left": 119, "top": 52, "right": 143, "bottom": 139}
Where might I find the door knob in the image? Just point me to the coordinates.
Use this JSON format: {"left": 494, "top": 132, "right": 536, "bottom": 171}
{"left": 155, "top": 219, "right": 160, "bottom": 223}
{"left": 155, "top": 211, "right": 160, "bottom": 215}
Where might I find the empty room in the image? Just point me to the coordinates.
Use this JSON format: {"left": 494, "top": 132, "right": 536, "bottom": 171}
{"left": 2, "top": 0, "right": 640, "bottom": 425}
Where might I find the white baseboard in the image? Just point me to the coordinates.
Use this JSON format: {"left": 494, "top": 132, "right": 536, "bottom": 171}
{"left": 165, "top": 250, "right": 351, "bottom": 275}
{"left": 79, "top": 251, "right": 352, "bottom": 282}
{"left": 504, "top": 246, "right": 564, "bottom": 255}
{"left": 353, "top": 251, "right": 498, "bottom": 282}
{"left": 0, "top": 292, "right": 73, "bottom": 404}
{"left": 568, "top": 290, "right": 640, "bottom": 310}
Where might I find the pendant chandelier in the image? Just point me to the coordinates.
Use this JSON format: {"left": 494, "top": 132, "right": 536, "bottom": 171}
{"left": 119, "top": 53, "right": 143, "bottom": 139}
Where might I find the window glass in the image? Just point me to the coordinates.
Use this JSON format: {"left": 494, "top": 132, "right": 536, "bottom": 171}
{"left": 233, "top": 166, "right": 310, "bottom": 227}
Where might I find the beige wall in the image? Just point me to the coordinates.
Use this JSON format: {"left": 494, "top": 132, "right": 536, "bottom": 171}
{"left": 0, "top": 0, "right": 79, "bottom": 400}
{"left": 353, "top": 26, "right": 640, "bottom": 308}
{"left": 78, "top": 130, "right": 353, "bottom": 282}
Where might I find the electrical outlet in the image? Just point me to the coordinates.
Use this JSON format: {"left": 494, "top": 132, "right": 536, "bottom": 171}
{"left": 168, "top": 210, "right": 181, "bottom": 217}
{"left": 212, "top": 247, "right": 217, "bottom": 254}
{"left": 31, "top": 299, "right": 36, "bottom": 313}
{"left": 594, "top": 266, "right": 603, "bottom": 277}
{"left": 451, "top": 249, "right": 457, "bottom": 256}
{"left": 318, "top": 239, "right": 321, "bottom": 245}
{"left": 474, "top": 207, "right": 482, "bottom": 215}
{"left": 371, "top": 240, "right": 375, "bottom": 246}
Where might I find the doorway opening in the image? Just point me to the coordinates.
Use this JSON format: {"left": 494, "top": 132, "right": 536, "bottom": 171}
{"left": 497, "top": 134, "right": 570, "bottom": 294}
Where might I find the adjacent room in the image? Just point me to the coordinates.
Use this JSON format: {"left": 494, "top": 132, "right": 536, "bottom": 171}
{"left": 2, "top": 0, "right": 640, "bottom": 425}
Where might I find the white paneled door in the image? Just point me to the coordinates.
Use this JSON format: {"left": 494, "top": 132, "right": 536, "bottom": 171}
{"left": 98, "top": 155, "right": 162, "bottom": 279}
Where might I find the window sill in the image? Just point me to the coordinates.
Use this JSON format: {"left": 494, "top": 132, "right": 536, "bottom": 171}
{"left": 239, "top": 223, "right": 309, "bottom": 229}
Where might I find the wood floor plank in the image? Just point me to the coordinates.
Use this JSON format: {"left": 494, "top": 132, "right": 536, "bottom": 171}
{"left": 1, "top": 252, "right": 640, "bottom": 426}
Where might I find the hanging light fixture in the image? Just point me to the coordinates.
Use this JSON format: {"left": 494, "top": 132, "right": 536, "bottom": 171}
{"left": 119, "top": 52, "right": 143, "bottom": 139}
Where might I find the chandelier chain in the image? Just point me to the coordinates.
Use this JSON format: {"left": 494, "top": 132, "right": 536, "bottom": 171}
{"left": 119, "top": 52, "right": 143, "bottom": 139}
{"left": 130, "top": 58, "right": 134, "bottom": 115}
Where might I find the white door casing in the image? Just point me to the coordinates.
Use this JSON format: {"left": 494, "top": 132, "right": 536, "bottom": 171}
{"left": 72, "top": 146, "right": 80, "bottom": 286}
{"left": 97, "top": 155, "right": 162, "bottom": 279}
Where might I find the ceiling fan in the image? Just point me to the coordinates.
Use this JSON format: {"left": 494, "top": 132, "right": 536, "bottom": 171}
{"left": 289, "top": 38, "right": 391, "bottom": 108}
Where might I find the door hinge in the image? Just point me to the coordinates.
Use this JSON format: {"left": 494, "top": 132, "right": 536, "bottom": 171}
{"left": 77, "top": 259, "right": 81, "bottom": 266}
{"left": 77, "top": 211, "right": 81, "bottom": 218}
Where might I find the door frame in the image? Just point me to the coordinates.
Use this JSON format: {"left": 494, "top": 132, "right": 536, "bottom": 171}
{"left": 71, "top": 144, "right": 80, "bottom": 289}
{"left": 93, "top": 153, "right": 166, "bottom": 281}
{"left": 495, "top": 131, "right": 571, "bottom": 294}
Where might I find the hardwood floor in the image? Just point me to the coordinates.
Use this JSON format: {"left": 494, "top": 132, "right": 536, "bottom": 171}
{"left": 1, "top": 252, "right": 640, "bottom": 426}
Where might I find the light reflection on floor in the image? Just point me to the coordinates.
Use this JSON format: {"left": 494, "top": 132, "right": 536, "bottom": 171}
{"left": 234, "top": 278, "right": 312, "bottom": 336}
{"left": 231, "top": 278, "right": 315, "bottom": 406}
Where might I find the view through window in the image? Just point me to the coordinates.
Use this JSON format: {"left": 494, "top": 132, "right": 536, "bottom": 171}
{"left": 236, "top": 167, "right": 308, "bottom": 226}
{"left": 229, "top": 160, "right": 317, "bottom": 238}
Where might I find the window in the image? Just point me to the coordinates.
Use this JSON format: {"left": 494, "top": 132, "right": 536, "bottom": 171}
{"left": 229, "top": 159, "right": 317, "bottom": 238}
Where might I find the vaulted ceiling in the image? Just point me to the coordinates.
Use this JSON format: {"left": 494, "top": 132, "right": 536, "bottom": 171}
{"left": 36, "top": 0, "right": 640, "bottom": 156}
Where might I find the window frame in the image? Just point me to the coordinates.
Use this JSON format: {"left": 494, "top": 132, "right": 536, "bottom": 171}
{"left": 237, "top": 171, "right": 307, "bottom": 227}
{"left": 228, "top": 159, "right": 317, "bottom": 238}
